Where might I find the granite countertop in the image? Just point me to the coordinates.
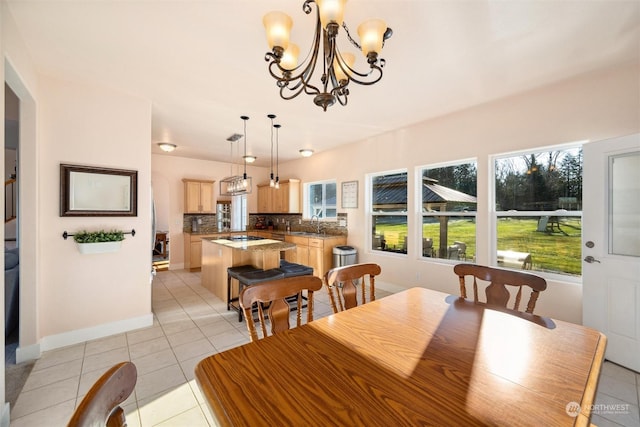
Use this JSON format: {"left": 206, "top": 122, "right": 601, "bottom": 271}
{"left": 184, "top": 230, "right": 242, "bottom": 235}
{"left": 205, "top": 238, "right": 295, "bottom": 252}
{"left": 187, "top": 230, "right": 346, "bottom": 240}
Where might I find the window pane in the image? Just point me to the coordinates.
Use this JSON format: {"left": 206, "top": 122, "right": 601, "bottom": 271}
{"left": 496, "top": 215, "right": 582, "bottom": 275}
{"left": 610, "top": 152, "right": 640, "bottom": 256}
{"left": 495, "top": 148, "right": 582, "bottom": 211}
{"left": 372, "top": 215, "right": 407, "bottom": 253}
{"left": 373, "top": 172, "right": 408, "bottom": 212}
{"left": 305, "top": 181, "right": 337, "bottom": 219}
{"left": 421, "top": 162, "right": 477, "bottom": 261}
{"left": 422, "top": 215, "right": 476, "bottom": 260}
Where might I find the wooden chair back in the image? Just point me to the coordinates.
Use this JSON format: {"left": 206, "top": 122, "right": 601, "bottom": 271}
{"left": 239, "top": 275, "right": 323, "bottom": 342}
{"left": 324, "top": 263, "right": 382, "bottom": 313}
{"left": 454, "top": 263, "right": 547, "bottom": 314}
{"left": 67, "top": 361, "right": 137, "bottom": 427}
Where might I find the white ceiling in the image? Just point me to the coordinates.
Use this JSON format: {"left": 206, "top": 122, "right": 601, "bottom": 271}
{"left": 6, "top": 0, "right": 640, "bottom": 167}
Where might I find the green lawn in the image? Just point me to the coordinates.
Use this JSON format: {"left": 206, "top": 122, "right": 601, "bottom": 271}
{"left": 376, "top": 217, "right": 582, "bottom": 276}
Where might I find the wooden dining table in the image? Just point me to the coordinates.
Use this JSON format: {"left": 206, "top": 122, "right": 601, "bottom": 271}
{"left": 195, "top": 287, "right": 606, "bottom": 426}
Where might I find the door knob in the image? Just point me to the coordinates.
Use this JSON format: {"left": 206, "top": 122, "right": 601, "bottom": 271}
{"left": 584, "top": 255, "right": 601, "bottom": 264}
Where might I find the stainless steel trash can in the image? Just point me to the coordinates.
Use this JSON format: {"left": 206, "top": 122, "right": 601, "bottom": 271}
{"left": 333, "top": 245, "right": 357, "bottom": 268}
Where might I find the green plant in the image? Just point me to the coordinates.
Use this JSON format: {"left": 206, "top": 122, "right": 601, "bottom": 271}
{"left": 73, "top": 230, "right": 125, "bottom": 243}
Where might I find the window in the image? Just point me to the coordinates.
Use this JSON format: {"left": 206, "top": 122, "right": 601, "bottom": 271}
{"left": 231, "top": 194, "right": 247, "bottom": 230}
{"left": 494, "top": 145, "right": 582, "bottom": 276}
{"left": 304, "top": 180, "right": 337, "bottom": 219}
{"left": 369, "top": 170, "right": 408, "bottom": 253}
{"left": 420, "top": 161, "right": 477, "bottom": 261}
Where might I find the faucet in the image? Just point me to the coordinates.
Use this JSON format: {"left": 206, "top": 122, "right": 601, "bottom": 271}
{"left": 311, "top": 214, "right": 321, "bottom": 234}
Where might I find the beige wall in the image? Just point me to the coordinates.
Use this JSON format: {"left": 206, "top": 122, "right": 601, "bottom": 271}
{"left": 151, "top": 154, "right": 267, "bottom": 269}
{"left": 38, "top": 74, "right": 153, "bottom": 338}
{"left": 3, "top": 1, "right": 155, "bottom": 370}
{"left": 277, "top": 61, "right": 640, "bottom": 324}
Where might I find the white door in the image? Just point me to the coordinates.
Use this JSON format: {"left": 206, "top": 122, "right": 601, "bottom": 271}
{"left": 583, "top": 133, "right": 640, "bottom": 372}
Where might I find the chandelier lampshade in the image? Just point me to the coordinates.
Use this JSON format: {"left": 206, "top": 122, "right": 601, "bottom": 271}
{"left": 263, "top": 12, "right": 293, "bottom": 51}
{"left": 263, "top": 0, "right": 392, "bottom": 111}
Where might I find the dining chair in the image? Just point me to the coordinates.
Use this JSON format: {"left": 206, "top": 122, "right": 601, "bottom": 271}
{"left": 67, "top": 361, "right": 137, "bottom": 427}
{"left": 454, "top": 263, "right": 547, "bottom": 314}
{"left": 239, "top": 275, "right": 323, "bottom": 342}
{"left": 324, "top": 263, "right": 382, "bottom": 313}
{"left": 422, "top": 238, "right": 434, "bottom": 257}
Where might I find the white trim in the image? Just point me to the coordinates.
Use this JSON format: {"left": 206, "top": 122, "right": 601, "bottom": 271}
{"left": 40, "top": 313, "right": 153, "bottom": 353}
{"left": 1, "top": 403, "right": 10, "bottom": 427}
{"left": 15, "top": 342, "right": 41, "bottom": 364}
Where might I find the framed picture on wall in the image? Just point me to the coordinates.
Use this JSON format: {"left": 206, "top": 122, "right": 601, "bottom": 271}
{"left": 60, "top": 164, "right": 138, "bottom": 216}
{"left": 341, "top": 180, "right": 358, "bottom": 209}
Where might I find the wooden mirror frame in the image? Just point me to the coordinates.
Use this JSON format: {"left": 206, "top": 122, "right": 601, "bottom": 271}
{"left": 60, "top": 164, "right": 138, "bottom": 217}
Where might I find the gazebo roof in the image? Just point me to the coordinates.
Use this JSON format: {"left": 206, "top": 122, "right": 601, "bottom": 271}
{"left": 423, "top": 179, "right": 477, "bottom": 204}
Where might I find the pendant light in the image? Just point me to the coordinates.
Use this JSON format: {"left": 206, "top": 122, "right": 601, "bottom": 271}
{"left": 268, "top": 114, "right": 276, "bottom": 187}
{"left": 241, "top": 115, "right": 252, "bottom": 191}
{"left": 274, "top": 123, "right": 281, "bottom": 189}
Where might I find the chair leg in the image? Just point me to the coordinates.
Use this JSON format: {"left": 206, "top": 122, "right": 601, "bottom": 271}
{"left": 237, "top": 281, "right": 244, "bottom": 322}
{"left": 227, "top": 274, "right": 232, "bottom": 311}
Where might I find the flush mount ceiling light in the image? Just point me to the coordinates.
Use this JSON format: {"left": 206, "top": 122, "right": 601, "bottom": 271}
{"left": 299, "top": 149, "right": 314, "bottom": 157}
{"left": 263, "top": 0, "right": 392, "bottom": 111}
{"left": 243, "top": 155, "right": 257, "bottom": 163}
{"left": 157, "top": 142, "right": 177, "bottom": 152}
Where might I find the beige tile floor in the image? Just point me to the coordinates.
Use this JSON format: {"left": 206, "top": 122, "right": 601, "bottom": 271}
{"left": 8, "top": 269, "right": 640, "bottom": 426}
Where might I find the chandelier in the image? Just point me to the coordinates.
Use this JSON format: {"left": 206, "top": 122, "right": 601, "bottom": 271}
{"left": 220, "top": 116, "right": 253, "bottom": 196}
{"left": 263, "top": 0, "right": 392, "bottom": 111}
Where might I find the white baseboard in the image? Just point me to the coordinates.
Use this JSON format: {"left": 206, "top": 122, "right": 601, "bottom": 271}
{"left": 1, "top": 402, "right": 10, "bottom": 427}
{"left": 40, "top": 313, "right": 153, "bottom": 353}
{"left": 15, "top": 342, "right": 41, "bottom": 364}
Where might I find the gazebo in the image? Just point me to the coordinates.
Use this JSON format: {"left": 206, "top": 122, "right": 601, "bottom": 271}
{"left": 422, "top": 177, "right": 477, "bottom": 258}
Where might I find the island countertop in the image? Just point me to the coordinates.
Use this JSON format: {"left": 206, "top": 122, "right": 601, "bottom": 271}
{"left": 200, "top": 237, "right": 296, "bottom": 300}
{"left": 206, "top": 238, "right": 295, "bottom": 252}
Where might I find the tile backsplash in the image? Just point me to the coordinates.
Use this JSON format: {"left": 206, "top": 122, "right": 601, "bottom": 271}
{"left": 183, "top": 212, "right": 348, "bottom": 236}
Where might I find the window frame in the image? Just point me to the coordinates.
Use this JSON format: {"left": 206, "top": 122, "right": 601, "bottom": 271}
{"left": 303, "top": 179, "right": 337, "bottom": 220}
{"left": 490, "top": 141, "right": 584, "bottom": 282}
{"left": 367, "top": 168, "right": 409, "bottom": 256}
{"left": 416, "top": 159, "right": 478, "bottom": 263}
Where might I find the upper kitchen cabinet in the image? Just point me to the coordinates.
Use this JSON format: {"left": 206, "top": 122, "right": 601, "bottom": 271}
{"left": 257, "top": 179, "right": 300, "bottom": 213}
{"left": 183, "top": 179, "right": 215, "bottom": 213}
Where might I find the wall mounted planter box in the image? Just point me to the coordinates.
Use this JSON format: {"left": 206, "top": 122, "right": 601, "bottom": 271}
{"left": 76, "top": 241, "right": 122, "bottom": 254}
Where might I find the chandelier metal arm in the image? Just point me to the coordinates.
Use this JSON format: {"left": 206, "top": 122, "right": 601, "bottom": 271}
{"left": 265, "top": 8, "right": 325, "bottom": 99}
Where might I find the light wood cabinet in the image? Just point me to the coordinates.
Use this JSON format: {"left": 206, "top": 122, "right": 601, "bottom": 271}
{"left": 183, "top": 179, "right": 215, "bottom": 213}
{"left": 257, "top": 185, "right": 272, "bottom": 213}
{"left": 184, "top": 231, "right": 244, "bottom": 270}
{"left": 284, "top": 234, "right": 346, "bottom": 278}
{"left": 256, "top": 179, "right": 301, "bottom": 213}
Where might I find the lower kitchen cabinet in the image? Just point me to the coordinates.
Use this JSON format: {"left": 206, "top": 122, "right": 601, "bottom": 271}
{"left": 284, "top": 235, "right": 346, "bottom": 278}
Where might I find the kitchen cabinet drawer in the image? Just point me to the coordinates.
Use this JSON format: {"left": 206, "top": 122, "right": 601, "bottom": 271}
{"left": 308, "top": 238, "right": 322, "bottom": 248}
{"left": 284, "top": 235, "right": 347, "bottom": 278}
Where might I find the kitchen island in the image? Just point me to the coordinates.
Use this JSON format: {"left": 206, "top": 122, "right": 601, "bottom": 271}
{"left": 201, "top": 236, "right": 296, "bottom": 300}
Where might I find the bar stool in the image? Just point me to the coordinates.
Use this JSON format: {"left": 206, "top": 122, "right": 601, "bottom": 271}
{"left": 277, "top": 260, "right": 314, "bottom": 278}
{"left": 276, "top": 260, "right": 314, "bottom": 309}
{"left": 233, "top": 269, "right": 286, "bottom": 322}
{"left": 227, "top": 265, "right": 262, "bottom": 315}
